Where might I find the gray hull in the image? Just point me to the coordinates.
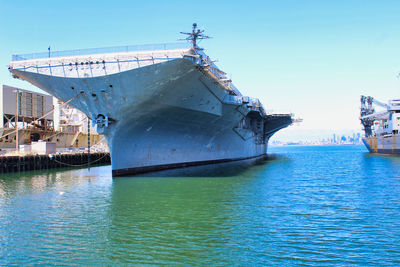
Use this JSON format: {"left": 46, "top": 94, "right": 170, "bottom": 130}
{"left": 10, "top": 47, "right": 292, "bottom": 176}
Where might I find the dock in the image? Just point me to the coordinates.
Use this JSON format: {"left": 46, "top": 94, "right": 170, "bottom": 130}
{"left": 0, "top": 152, "right": 110, "bottom": 174}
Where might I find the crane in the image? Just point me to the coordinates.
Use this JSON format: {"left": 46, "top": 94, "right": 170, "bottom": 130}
{"left": 360, "top": 95, "right": 390, "bottom": 137}
{"left": 359, "top": 95, "right": 400, "bottom": 137}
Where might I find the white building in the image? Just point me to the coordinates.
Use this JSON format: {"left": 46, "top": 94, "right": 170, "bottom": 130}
{"left": 53, "top": 99, "right": 96, "bottom": 134}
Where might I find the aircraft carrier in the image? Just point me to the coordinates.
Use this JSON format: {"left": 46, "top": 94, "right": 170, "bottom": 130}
{"left": 9, "top": 24, "right": 293, "bottom": 176}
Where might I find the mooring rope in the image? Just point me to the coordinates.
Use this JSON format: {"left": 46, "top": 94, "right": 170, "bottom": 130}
{"left": 50, "top": 152, "right": 110, "bottom": 167}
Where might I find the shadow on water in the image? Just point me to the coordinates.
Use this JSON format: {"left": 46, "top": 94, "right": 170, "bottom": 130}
{"left": 124, "top": 155, "right": 282, "bottom": 178}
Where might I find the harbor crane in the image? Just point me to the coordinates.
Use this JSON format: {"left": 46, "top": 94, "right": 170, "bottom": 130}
{"left": 360, "top": 95, "right": 400, "bottom": 137}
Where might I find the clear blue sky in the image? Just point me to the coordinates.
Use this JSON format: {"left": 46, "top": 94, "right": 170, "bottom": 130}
{"left": 1, "top": 0, "right": 400, "bottom": 140}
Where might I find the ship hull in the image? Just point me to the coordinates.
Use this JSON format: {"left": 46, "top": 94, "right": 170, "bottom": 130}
{"left": 110, "top": 102, "right": 267, "bottom": 176}
{"left": 362, "top": 135, "right": 400, "bottom": 155}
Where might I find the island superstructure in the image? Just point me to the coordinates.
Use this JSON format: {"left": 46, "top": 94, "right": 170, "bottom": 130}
{"left": 9, "top": 24, "right": 293, "bottom": 176}
{"left": 360, "top": 95, "right": 400, "bottom": 154}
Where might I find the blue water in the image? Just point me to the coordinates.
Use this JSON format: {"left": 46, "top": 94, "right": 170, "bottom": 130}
{"left": 1, "top": 145, "right": 400, "bottom": 265}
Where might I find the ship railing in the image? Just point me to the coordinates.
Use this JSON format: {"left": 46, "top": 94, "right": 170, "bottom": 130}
{"left": 247, "top": 97, "right": 261, "bottom": 109}
{"left": 223, "top": 95, "right": 243, "bottom": 105}
{"left": 223, "top": 95, "right": 267, "bottom": 114}
{"left": 11, "top": 42, "right": 191, "bottom": 61}
{"left": 202, "top": 54, "right": 238, "bottom": 92}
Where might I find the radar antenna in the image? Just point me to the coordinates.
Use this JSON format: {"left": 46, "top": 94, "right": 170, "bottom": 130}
{"left": 180, "top": 23, "right": 210, "bottom": 51}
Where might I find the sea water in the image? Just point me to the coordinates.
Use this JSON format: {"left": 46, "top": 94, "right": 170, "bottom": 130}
{"left": 1, "top": 145, "right": 399, "bottom": 265}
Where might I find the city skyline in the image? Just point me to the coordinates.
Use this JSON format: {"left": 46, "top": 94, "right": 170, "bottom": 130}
{"left": 271, "top": 131, "right": 362, "bottom": 146}
{"left": 270, "top": 127, "right": 363, "bottom": 143}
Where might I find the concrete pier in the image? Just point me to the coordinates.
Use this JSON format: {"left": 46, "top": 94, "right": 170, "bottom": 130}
{"left": 0, "top": 152, "right": 110, "bottom": 174}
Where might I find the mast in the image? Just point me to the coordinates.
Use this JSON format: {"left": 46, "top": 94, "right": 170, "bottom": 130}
{"left": 180, "top": 23, "right": 210, "bottom": 52}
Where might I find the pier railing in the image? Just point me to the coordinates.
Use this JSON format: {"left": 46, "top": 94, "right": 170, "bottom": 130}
{"left": 12, "top": 42, "right": 190, "bottom": 61}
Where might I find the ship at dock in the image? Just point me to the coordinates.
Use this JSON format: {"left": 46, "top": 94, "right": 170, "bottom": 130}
{"left": 360, "top": 95, "right": 400, "bottom": 154}
{"left": 8, "top": 24, "right": 293, "bottom": 176}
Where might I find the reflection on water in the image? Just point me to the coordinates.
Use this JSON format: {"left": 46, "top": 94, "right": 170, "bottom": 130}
{"left": 108, "top": 171, "right": 264, "bottom": 264}
{"left": 1, "top": 145, "right": 400, "bottom": 265}
{"left": 0, "top": 167, "right": 113, "bottom": 266}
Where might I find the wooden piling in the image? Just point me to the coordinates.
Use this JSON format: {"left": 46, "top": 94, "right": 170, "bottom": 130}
{"left": 0, "top": 152, "right": 110, "bottom": 174}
